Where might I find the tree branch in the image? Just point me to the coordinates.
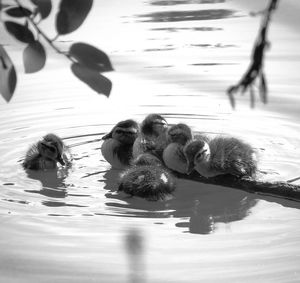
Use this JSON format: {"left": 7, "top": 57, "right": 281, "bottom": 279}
{"left": 176, "top": 171, "right": 300, "bottom": 202}
{"left": 227, "top": 0, "right": 279, "bottom": 108}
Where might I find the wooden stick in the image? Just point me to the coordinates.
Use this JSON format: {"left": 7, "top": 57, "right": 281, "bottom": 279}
{"left": 176, "top": 172, "right": 300, "bottom": 202}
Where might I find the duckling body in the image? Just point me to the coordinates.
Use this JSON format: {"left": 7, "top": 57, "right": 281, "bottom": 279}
{"left": 163, "top": 123, "right": 193, "bottom": 174}
{"left": 118, "top": 153, "right": 176, "bottom": 201}
{"left": 132, "top": 114, "right": 168, "bottom": 160}
{"left": 23, "top": 133, "right": 71, "bottom": 170}
{"left": 184, "top": 136, "right": 257, "bottom": 178}
{"left": 101, "top": 119, "right": 139, "bottom": 169}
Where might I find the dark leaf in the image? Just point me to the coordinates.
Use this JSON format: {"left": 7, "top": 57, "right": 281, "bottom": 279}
{"left": 6, "top": 6, "right": 32, "bottom": 17}
{"left": 259, "top": 72, "right": 268, "bottom": 104}
{"left": 0, "top": 46, "right": 17, "bottom": 102}
{"left": 23, "top": 41, "right": 46, "bottom": 73}
{"left": 31, "top": 0, "right": 52, "bottom": 19}
{"left": 71, "top": 63, "right": 112, "bottom": 97}
{"left": 69, "top": 42, "right": 113, "bottom": 72}
{"left": 4, "top": 21, "right": 35, "bottom": 43}
{"left": 56, "top": 0, "right": 93, "bottom": 35}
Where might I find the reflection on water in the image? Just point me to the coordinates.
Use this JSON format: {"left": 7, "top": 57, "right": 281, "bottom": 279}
{"left": 102, "top": 168, "right": 256, "bottom": 234}
{"left": 151, "top": 27, "right": 222, "bottom": 32}
{"left": 150, "top": 0, "right": 226, "bottom": 6}
{"left": 124, "top": 228, "right": 146, "bottom": 283}
{"left": 137, "top": 9, "right": 236, "bottom": 23}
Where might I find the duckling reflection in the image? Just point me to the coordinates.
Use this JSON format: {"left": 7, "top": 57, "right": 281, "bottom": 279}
{"left": 184, "top": 136, "right": 257, "bottom": 178}
{"left": 132, "top": 114, "right": 168, "bottom": 160}
{"left": 118, "top": 153, "right": 176, "bottom": 201}
{"left": 23, "top": 133, "right": 72, "bottom": 170}
{"left": 101, "top": 119, "right": 139, "bottom": 169}
{"left": 163, "top": 123, "right": 193, "bottom": 174}
{"left": 174, "top": 183, "right": 257, "bottom": 234}
{"left": 24, "top": 168, "right": 69, "bottom": 198}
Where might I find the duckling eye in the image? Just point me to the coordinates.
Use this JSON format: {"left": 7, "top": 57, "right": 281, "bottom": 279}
{"left": 49, "top": 147, "right": 56, "bottom": 152}
{"left": 195, "top": 149, "right": 207, "bottom": 160}
{"left": 115, "top": 129, "right": 123, "bottom": 134}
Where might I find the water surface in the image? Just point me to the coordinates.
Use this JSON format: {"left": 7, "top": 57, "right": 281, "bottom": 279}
{"left": 0, "top": 0, "right": 300, "bottom": 282}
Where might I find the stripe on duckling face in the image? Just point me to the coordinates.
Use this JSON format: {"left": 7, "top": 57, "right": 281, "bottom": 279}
{"left": 114, "top": 126, "right": 138, "bottom": 135}
{"left": 112, "top": 126, "right": 138, "bottom": 144}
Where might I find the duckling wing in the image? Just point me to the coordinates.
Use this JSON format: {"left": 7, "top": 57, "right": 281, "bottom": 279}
{"left": 114, "top": 143, "right": 134, "bottom": 166}
{"left": 163, "top": 144, "right": 187, "bottom": 174}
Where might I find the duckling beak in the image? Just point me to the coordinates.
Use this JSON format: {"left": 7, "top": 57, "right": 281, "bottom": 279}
{"left": 56, "top": 155, "right": 65, "bottom": 166}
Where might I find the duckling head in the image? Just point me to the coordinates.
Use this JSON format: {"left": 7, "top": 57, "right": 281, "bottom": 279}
{"left": 141, "top": 114, "right": 168, "bottom": 137}
{"left": 166, "top": 123, "right": 192, "bottom": 145}
{"left": 184, "top": 140, "right": 210, "bottom": 174}
{"left": 102, "top": 119, "right": 139, "bottom": 145}
{"left": 37, "top": 139, "right": 65, "bottom": 166}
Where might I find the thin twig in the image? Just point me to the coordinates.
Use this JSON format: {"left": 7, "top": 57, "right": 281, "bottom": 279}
{"left": 14, "top": 0, "right": 75, "bottom": 62}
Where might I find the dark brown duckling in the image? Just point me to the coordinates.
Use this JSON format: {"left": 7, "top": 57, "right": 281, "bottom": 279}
{"left": 23, "top": 133, "right": 72, "bottom": 170}
{"left": 132, "top": 114, "right": 168, "bottom": 161}
{"left": 101, "top": 119, "right": 139, "bottom": 169}
{"left": 118, "top": 153, "right": 176, "bottom": 201}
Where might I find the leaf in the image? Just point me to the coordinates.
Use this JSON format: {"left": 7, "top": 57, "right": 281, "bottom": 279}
{"left": 31, "top": 0, "right": 52, "bottom": 19}
{"left": 4, "top": 21, "right": 35, "bottom": 43}
{"left": 0, "top": 46, "right": 17, "bottom": 102}
{"left": 69, "top": 43, "right": 113, "bottom": 72}
{"left": 56, "top": 0, "right": 93, "bottom": 35}
{"left": 23, "top": 41, "right": 46, "bottom": 73}
{"left": 5, "top": 6, "right": 32, "bottom": 17}
{"left": 71, "top": 63, "right": 112, "bottom": 97}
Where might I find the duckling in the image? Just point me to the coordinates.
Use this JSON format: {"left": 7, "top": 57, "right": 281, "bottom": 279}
{"left": 23, "top": 133, "right": 72, "bottom": 170}
{"left": 162, "top": 123, "right": 193, "bottom": 174}
{"left": 118, "top": 153, "right": 176, "bottom": 201}
{"left": 132, "top": 114, "right": 168, "bottom": 160}
{"left": 184, "top": 136, "right": 257, "bottom": 178}
{"left": 101, "top": 119, "right": 139, "bottom": 169}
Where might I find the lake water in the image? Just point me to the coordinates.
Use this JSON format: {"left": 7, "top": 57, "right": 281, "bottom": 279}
{"left": 0, "top": 0, "right": 300, "bottom": 282}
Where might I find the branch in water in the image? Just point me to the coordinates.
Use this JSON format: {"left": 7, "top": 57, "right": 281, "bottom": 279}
{"left": 177, "top": 171, "right": 300, "bottom": 202}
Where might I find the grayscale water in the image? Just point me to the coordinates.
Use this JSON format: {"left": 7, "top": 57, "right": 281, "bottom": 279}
{"left": 0, "top": 0, "right": 300, "bottom": 282}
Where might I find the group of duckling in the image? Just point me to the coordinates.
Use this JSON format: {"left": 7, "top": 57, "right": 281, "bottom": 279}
{"left": 22, "top": 114, "right": 257, "bottom": 201}
{"left": 101, "top": 114, "right": 257, "bottom": 200}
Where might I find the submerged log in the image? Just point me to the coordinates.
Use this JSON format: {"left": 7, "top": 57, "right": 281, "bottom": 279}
{"left": 177, "top": 172, "right": 300, "bottom": 202}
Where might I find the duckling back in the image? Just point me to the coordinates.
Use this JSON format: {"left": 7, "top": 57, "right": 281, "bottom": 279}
{"left": 118, "top": 165, "right": 176, "bottom": 201}
{"left": 22, "top": 143, "right": 56, "bottom": 170}
{"left": 209, "top": 136, "right": 257, "bottom": 177}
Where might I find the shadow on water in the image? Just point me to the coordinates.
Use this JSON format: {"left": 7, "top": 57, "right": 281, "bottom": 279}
{"left": 136, "top": 9, "right": 236, "bottom": 23}
{"left": 151, "top": 27, "right": 222, "bottom": 32}
{"left": 101, "top": 169, "right": 300, "bottom": 235}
